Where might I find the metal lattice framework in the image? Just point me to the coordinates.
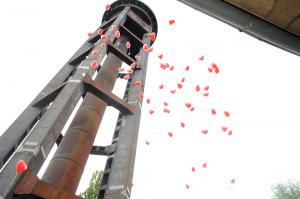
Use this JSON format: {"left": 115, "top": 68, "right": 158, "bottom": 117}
{"left": 0, "top": 1, "right": 157, "bottom": 198}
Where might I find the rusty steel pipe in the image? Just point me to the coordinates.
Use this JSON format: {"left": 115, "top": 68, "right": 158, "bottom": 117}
{"left": 41, "top": 35, "right": 128, "bottom": 195}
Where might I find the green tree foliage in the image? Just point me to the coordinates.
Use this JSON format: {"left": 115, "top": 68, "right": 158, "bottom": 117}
{"left": 272, "top": 181, "right": 300, "bottom": 199}
{"left": 80, "top": 170, "right": 103, "bottom": 199}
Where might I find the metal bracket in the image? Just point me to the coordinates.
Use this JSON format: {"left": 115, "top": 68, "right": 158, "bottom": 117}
{"left": 83, "top": 75, "right": 135, "bottom": 115}
{"left": 90, "top": 143, "right": 117, "bottom": 156}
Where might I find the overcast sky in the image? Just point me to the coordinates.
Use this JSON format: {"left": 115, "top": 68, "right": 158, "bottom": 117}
{"left": 1, "top": 0, "right": 300, "bottom": 198}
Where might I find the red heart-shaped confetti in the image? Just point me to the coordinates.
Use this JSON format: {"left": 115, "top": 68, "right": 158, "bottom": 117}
{"left": 203, "top": 93, "right": 209, "bottom": 97}
{"left": 118, "top": 68, "right": 125, "bottom": 72}
{"left": 198, "top": 55, "right": 204, "bottom": 61}
{"left": 101, "top": 43, "right": 107, "bottom": 49}
{"left": 101, "top": 35, "right": 107, "bottom": 41}
{"left": 149, "top": 110, "right": 154, "bottom": 115}
{"left": 163, "top": 108, "right": 170, "bottom": 113}
{"left": 228, "top": 130, "right": 233, "bottom": 136}
{"left": 148, "top": 32, "right": 156, "bottom": 41}
{"left": 146, "top": 98, "right": 150, "bottom": 104}
{"left": 130, "top": 63, "right": 136, "bottom": 69}
{"left": 185, "top": 65, "right": 190, "bottom": 71}
{"left": 16, "top": 160, "right": 27, "bottom": 174}
{"left": 177, "top": 83, "right": 183, "bottom": 89}
{"left": 203, "top": 85, "right": 209, "bottom": 91}
{"left": 181, "top": 78, "right": 185, "bottom": 83}
{"left": 190, "top": 107, "right": 195, "bottom": 112}
{"left": 147, "top": 47, "right": 153, "bottom": 53}
{"left": 158, "top": 54, "right": 163, "bottom": 59}
{"left": 145, "top": 140, "right": 150, "bottom": 145}
{"left": 165, "top": 63, "right": 169, "bottom": 68}
{"left": 224, "top": 111, "right": 230, "bottom": 117}
{"left": 139, "top": 92, "right": 144, "bottom": 100}
{"left": 192, "top": 167, "right": 195, "bottom": 172}
{"left": 211, "top": 63, "right": 218, "bottom": 69}
{"left": 143, "top": 44, "right": 148, "bottom": 51}
{"left": 185, "top": 103, "right": 192, "bottom": 108}
{"left": 168, "top": 132, "right": 173, "bottom": 137}
{"left": 202, "top": 129, "right": 208, "bottom": 134}
{"left": 169, "top": 19, "right": 175, "bottom": 25}
{"left": 164, "top": 102, "right": 168, "bottom": 106}
{"left": 126, "top": 41, "right": 131, "bottom": 49}
{"left": 135, "top": 55, "right": 141, "bottom": 60}
{"left": 105, "top": 4, "right": 110, "bottom": 11}
{"left": 211, "top": 109, "right": 216, "bottom": 115}
{"left": 124, "top": 75, "right": 130, "bottom": 80}
{"left": 92, "top": 50, "right": 98, "bottom": 56}
{"left": 111, "top": 25, "right": 117, "bottom": 31}
{"left": 98, "top": 29, "right": 104, "bottom": 35}
{"left": 159, "top": 84, "right": 164, "bottom": 89}
{"left": 230, "top": 178, "right": 235, "bottom": 184}
{"left": 88, "top": 32, "right": 93, "bottom": 37}
{"left": 208, "top": 67, "right": 213, "bottom": 73}
{"left": 135, "top": 81, "right": 142, "bottom": 87}
{"left": 222, "top": 126, "right": 228, "bottom": 132}
{"left": 195, "top": 85, "right": 200, "bottom": 92}
{"left": 115, "top": 31, "right": 120, "bottom": 38}
{"left": 186, "top": 184, "right": 190, "bottom": 189}
{"left": 202, "top": 162, "right": 207, "bottom": 168}
{"left": 169, "top": 66, "right": 174, "bottom": 71}
{"left": 90, "top": 60, "right": 97, "bottom": 69}
{"left": 181, "top": 122, "right": 185, "bottom": 128}
{"left": 214, "top": 67, "right": 219, "bottom": 74}
{"left": 170, "top": 89, "right": 176, "bottom": 94}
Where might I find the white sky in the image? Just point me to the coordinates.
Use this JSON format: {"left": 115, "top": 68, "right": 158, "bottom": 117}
{"left": 1, "top": 0, "right": 300, "bottom": 198}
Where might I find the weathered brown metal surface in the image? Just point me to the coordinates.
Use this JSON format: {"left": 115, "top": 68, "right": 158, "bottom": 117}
{"left": 225, "top": 0, "right": 300, "bottom": 36}
{"left": 41, "top": 35, "right": 129, "bottom": 195}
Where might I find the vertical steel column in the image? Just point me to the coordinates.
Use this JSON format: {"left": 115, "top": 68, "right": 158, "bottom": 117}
{"left": 41, "top": 33, "right": 129, "bottom": 196}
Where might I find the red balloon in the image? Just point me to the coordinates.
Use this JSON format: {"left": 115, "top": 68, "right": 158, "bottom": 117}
{"left": 211, "top": 109, "right": 216, "bottom": 115}
{"left": 202, "top": 129, "right": 208, "bottom": 135}
{"left": 105, "top": 4, "right": 110, "bottom": 11}
{"left": 87, "top": 32, "right": 93, "bottom": 37}
{"left": 198, "top": 55, "right": 204, "bottom": 61}
{"left": 177, "top": 83, "right": 183, "bottom": 89}
{"left": 90, "top": 60, "right": 97, "bottom": 69}
{"left": 115, "top": 31, "right": 120, "bottom": 38}
{"left": 159, "top": 84, "right": 164, "bottom": 89}
{"left": 124, "top": 75, "right": 130, "bottom": 80}
{"left": 148, "top": 32, "right": 156, "bottom": 41}
{"left": 202, "top": 162, "right": 207, "bottom": 168}
{"left": 135, "top": 55, "right": 141, "bottom": 60}
{"left": 222, "top": 126, "right": 228, "bottom": 132}
{"left": 126, "top": 42, "right": 131, "bottom": 49}
{"left": 146, "top": 98, "right": 150, "bottom": 104}
{"left": 181, "top": 122, "right": 185, "bottom": 128}
{"left": 169, "top": 19, "right": 175, "bottom": 25}
{"left": 195, "top": 85, "right": 200, "bottom": 92}
{"left": 98, "top": 29, "right": 104, "bottom": 36}
{"left": 135, "top": 81, "right": 142, "bottom": 87}
{"left": 101, "top": 35, "right": 107, "bottom": 41}
{"left": 224, "top": 111, "right": 230, "bottom": 117}
{"left": 16, "top": 160, "right": 27, "bottom": 174}
{"left": 230, "top": 178, "right": 235, "bottom": 184}
{"left": 149, "top": 110, "right": 155, "bottom": 115}
{"left": 139, "top": 92, "right": 144, "bottom": 100}
{"left": 185, "top": 103, "right": 192, "bottom": 108}
{"left": 203, "top": 85, "right": 209, "bottom": 91}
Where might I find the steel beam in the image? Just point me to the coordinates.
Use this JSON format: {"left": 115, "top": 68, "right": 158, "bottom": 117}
{"left": 177, "top": 0, "right": 300, "bottom": 56}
